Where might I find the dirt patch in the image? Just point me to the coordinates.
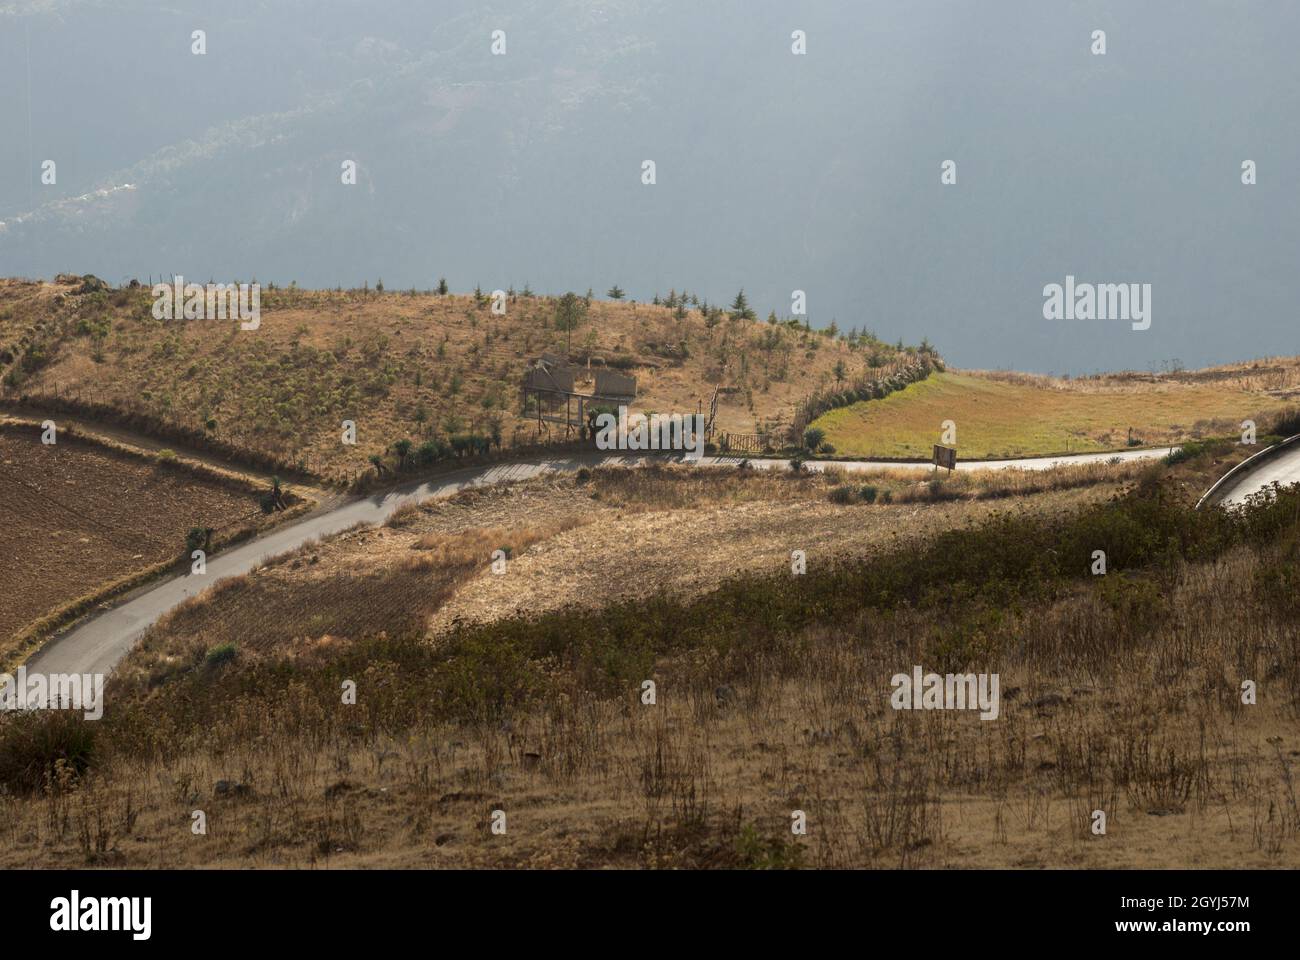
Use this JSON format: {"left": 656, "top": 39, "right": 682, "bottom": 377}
{"left": 427, "top": 486, "right": 1114, "bottom": 632}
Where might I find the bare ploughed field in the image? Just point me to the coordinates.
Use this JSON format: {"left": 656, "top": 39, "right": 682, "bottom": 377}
{"left": 0, "top": 421, "right": 269, "bottom": 649}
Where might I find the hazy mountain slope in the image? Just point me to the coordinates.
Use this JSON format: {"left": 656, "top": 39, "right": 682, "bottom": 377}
{"left": 3, "top": 1, "right": 1298, "bottom": 374}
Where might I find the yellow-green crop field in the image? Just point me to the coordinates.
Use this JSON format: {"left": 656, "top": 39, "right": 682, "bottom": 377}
{"left": 812, "top": 371, "right": 1290, "bottom": 459}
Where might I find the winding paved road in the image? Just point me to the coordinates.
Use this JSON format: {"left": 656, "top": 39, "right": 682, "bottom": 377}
{"left": 1202, "top": 439, "right": 1300, "bottom": 508}
{"left": 18, "top": 445, "right": 1175, "bottom": 681}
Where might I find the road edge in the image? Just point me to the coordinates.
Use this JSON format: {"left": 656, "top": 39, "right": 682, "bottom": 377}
{"left": 1195, "top": 433, "right": 1300, "bottom": 509}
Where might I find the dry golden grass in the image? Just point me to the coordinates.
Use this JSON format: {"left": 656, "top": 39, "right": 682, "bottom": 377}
{"left": 1, "top": 544, "right": 1295, "bottom": 869}
{"left": 112, "top": 462, "right": 1134, "bottom": 671}
{"left": 971, "top": 356, "right": 1300, "bottom": 396}
{"left": 427, "top": 478, "right": 1119, "bottom": 633}
{"left": 0, "top": 276, "right": 883, "bottom": 477}
{"left": 3, "top": 447, "right": 1293, "bottom": 870}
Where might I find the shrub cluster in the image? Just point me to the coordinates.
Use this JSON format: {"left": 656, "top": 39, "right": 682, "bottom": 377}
{"left": 791, "top": 355, "right": 941, "bottom": 441}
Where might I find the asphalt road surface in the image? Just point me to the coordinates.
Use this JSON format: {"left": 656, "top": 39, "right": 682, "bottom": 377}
{"left": 1205, "top": 441, "right": 1300, "bottom": 508}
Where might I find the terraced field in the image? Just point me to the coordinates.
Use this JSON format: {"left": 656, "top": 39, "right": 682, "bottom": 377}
{"left": 0, "top": 418, "right": 295, "bottom": 662}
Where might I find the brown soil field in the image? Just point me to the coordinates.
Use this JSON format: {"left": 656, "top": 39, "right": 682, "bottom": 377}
{"left": 0, "top": 420, "right": 288, "bottom": 650}
{"left": 0, "top": 276, "right": 898, "bottom": 477}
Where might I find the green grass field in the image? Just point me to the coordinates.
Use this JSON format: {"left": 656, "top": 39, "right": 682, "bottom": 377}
{"left": 812, "top": 371, "right": 1288, "bottom": 460}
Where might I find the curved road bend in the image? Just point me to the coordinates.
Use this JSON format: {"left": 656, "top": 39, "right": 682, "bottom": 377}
{"left": 22, "top": 445, "right": 1174, "bottom": 679}
{"left": 1205, "top": 441, "right": 1300, "bottom": 508}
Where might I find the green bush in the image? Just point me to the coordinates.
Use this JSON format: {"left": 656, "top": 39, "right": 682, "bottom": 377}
{"left": 733, "top": 823, "right": 805, "bottom": 869}
{"left": 20, "top": 343, "right": 51, "bottom": 373}
{"left": 1098, "top": 574, "right": 1172, "bottom": 633}
{"left": 417, "top": 439, "right": 447, "bottom": 465}
{"left": 206, "top": 642, "right": 238, "bottom": 667}
{"left": 392, "top": 438, "right": 414, "bottom": 469}
{"left": 828, "top": 485, "right": 856, "bottom": 504}
{"left": 1164, "top": 438, "right": 1231, "bottom": 466}
{"left": 0, "top": 712, "right": 96, "bottom": 795}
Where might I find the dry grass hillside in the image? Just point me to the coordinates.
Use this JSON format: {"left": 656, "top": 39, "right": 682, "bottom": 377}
{"left": 114, "top": 462, "right": 1134, "bottom": 683}
{"left": 0, "top": 276, "right": 910, "bottom": 479}
{"left": 2, "top": 452, "right": 1299, "bottom": 869}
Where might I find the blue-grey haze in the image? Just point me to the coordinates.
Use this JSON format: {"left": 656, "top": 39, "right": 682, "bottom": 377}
{"left": 0, "top": 0, "right": 1295, "bottom": 374}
